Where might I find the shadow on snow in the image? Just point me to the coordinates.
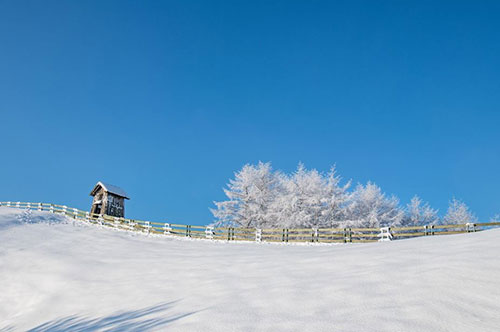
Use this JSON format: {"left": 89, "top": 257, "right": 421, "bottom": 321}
{"left": 25, "top": 301, "right": 197, "bottom": 332}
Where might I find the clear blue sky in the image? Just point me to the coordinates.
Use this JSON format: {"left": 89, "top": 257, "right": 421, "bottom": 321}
{"left": 1, "top": 1, "right": 499, "bottom": 225}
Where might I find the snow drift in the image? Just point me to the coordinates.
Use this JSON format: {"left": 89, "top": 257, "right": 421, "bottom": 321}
{"left": 1, "top": 207, "right": 499, "bottom": 331}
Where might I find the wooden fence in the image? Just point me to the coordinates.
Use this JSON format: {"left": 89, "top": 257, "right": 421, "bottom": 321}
{"left": 1, "top": 201, "right": 499, "bottom": 244}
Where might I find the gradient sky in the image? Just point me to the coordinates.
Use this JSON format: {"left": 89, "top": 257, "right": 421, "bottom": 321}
{"left": 1, "top": 1, "right": 499, "bottom": 225}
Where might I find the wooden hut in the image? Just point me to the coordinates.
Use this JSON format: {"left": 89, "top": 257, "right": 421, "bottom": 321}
{"left": 90, "top": 181, "right": 129, "bottom": 217}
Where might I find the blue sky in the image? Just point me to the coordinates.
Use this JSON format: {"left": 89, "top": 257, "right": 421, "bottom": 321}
{"left": 1, "top": 1, "right": 499, "bottom": 225}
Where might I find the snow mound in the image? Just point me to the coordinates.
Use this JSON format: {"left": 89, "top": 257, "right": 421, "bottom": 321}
{"left": 1, "top": 207, "right": 499, "bottom": 332}
{"left": 0, "top": 207, "right": 70, "bottom": 230}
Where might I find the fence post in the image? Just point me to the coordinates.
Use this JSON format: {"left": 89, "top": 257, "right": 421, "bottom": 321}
{"left": 378, "top": 227, "right": 393, "bottom": 242}
{"left": 186, "top": 225, "right": 191, "bottom": 237}
{"left": 256, "top": 228, "right": 262, "bottom": 242}
{"left": 50, "top": 204, "right": 54, "bottom": 213}
{"left": 129, "top": 219, "right": 136, "bottom": 229}
{"left": 98, "top": 215, "right": 103, "bottom": 225}
{"left": 38, "top": 203, "right": 42, "bottom": 211}
{"left": 7, "top": 201, "right": 11, "bottom": 207}
{"left": 430, "top": 225, "right": 435, "bottom": 235}
{"left": 311, "top": 228, "right": 316, "bottom": 242}
{"left": 424, "top": 225, "right": 428, "bottom": 236}
{"left": 16, "top": 201, "right": 20, "bottom": 208}
{"left": 205, "top": 226, "right": 214, "bottom": 239}
{"left": 466, "top": 223, "right": 476, "bottom": 233}
{"left": 27, "top": 202, "right": 31, "bottom": 210}
{"left": 163, "top": 223, "right": 171, "bottom": 234}
{"left": 344, "top": 228, "right": 353, "bottom": 243}
{"left": 85, "top": 211, "right": 90, "bottom": 223}
{"left": 62, "top": 205, "right": 67, "bottom": 215}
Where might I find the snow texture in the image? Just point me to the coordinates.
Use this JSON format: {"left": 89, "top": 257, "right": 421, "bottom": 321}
{"left": 1, "top": 207, "right": 499, "bottom": 331}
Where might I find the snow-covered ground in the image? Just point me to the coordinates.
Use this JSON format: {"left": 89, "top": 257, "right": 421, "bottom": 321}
{"left": 1, "top": 207, "right": 499, "bottom": 332}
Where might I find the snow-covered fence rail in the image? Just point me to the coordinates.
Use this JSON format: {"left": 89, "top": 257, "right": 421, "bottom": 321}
{"left": 2, "top": 201, "right": 500, "bottom": 244}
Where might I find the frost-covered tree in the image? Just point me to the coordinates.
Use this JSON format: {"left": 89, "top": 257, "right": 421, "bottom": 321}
{"left": 344, "top": 182, "right": 403, "bottom": 228}
{"left": 270, "top": 164, "right": 324, "bottom": 228}
{"left": 491, "top": 214, "right": 500, "bottom": 222}
{"left": 442, "top": 198, "right": 477, "bottom": 225}
{"left": 211, "top": 162, "right": 284, "bottom": 228}
{"left": 212, "top": 162, "right": 350, "bottom": 228}
{"left": 402, "top": 196, "right": 439, "bottom": 226}
{"left": 271, "top": 164, "right": 349, "bottom": 228}
{"left": 320, "top": 166, "right": 351, "bottom": 227}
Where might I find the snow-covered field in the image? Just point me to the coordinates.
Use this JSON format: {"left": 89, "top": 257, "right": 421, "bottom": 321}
{"left": 1, "top": 207, "right": 499, "bottom": 332}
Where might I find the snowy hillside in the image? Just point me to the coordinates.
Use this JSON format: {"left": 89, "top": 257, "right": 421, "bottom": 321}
{"left": 1, "top": 207, "right": 499, "bottom": 332}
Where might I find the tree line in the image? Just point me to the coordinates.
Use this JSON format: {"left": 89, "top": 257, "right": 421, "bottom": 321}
{"left": 211, "top": 162, "right": 489, "bottom": 229}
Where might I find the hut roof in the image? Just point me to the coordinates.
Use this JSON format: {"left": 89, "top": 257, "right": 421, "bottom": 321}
{"left": 90, "top": 181, "right": 130, "bottom": 199}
